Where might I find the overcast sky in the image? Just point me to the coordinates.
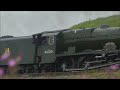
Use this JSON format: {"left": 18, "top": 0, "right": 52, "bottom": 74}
{"left": 0, "top": 11, "right": 120, "bottom": 37}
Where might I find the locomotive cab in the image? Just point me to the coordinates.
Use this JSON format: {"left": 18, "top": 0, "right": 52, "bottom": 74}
{"left": 33, "top": 31, "right": 60, "bottom": 66}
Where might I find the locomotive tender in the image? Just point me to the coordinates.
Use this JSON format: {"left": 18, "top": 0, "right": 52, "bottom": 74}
{"left": 0, "top": 25, "right": 120, "bottom": 73}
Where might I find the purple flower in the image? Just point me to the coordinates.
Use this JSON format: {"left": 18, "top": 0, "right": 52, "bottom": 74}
{"left": 0, "top": 52, "right": 10, "bottom": 61}
{"left": 110, "top": 64, "right": 120, "bottom": 70}
{"left": 8, "top": 59, "right": 16, "bottom": 67}
{"left": 0, "top": 68, "right": 4, "bottom": 78}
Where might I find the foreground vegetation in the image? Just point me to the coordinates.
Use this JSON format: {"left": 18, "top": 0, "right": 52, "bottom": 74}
{"left": 2, "top": 68, "right": 120, "bottom": 79}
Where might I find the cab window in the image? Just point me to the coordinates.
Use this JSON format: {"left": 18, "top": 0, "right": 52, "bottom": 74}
{"left": 42, "top": 37, "right": 48, "bottom": 45}
{"left": 48, "top": 36, "right": 54, "bottom": 45}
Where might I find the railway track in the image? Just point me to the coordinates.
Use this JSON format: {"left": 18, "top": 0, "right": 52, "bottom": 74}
{"left": 17, "top": 61, "right": 120, "bottom": 78}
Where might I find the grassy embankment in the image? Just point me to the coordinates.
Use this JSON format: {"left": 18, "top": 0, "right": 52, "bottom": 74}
{"left": 70, "top": 15, "right": 120, "bottom": 29}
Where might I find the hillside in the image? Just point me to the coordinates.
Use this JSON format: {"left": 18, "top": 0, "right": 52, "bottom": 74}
{"left": 70, "top": 15, "right": 120, "bottom": 29}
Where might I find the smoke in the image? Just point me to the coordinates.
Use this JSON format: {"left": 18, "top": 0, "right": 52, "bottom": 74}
{"left": 0, "top": 11, "right": 120, "bottom": 37}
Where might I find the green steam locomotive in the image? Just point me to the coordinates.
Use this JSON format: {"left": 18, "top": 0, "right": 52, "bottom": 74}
{"left": 0, "top": 25, "right": 120, "bottom": 73}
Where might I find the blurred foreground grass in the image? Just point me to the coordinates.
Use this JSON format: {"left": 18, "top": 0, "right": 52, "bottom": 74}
{"left": 2, "top": 69, "right": 120, "bottom": 79}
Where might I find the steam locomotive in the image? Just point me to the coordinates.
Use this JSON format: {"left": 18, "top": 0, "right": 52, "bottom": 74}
{"left": 0, "top": 25, "right": 120, "bottom": 73}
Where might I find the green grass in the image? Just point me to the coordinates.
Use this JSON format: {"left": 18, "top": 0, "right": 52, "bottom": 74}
{"left": 70, "top": 15, "right": 120, "bottom": 30}
{"left": 2, "top": 69, "right": 120, "bottom": 79}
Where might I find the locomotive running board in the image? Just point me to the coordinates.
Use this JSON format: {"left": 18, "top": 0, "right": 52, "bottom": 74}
{"left": 64, "top": 61, "right": 120, "bottom": 72}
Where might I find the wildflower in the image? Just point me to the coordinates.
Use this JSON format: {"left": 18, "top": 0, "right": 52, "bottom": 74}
{"left": 16, "top": 54, "right": 23, "bottom": 64}
{"left": 0, "top": 48, "right": 10, "bottom": 61}
{"left": 7, "top": 59, "right": 17, "bottom": 76}
{"left": 0, "top": 53, "right": 10, "bottom": 61}
{"left": 8, "top": 59, "right": 16, "bottom": 67}
{"left": 0, "top": 68, "right": 4, "bottom": 78}
{"left": 110, "top": 64, "right": 119, "bottom": 71}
